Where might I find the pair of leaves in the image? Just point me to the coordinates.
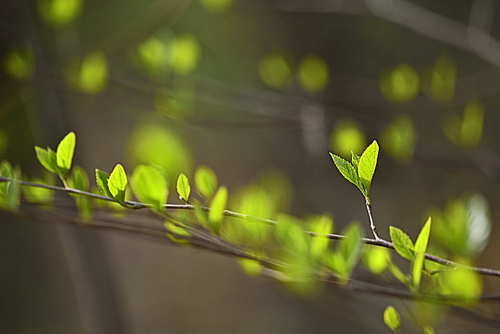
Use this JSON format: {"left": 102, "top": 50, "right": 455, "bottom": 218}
{"left": 330, "top": 140, "right": 379, "bottom": 201}
{"left": 96, "top": 164, "right": 128, "bottom": 207}
{"left": 35, "top": 132, "right": 76, "bottom": 182}
{"left": 389, "top": 217, "right": 432, "bottom": 291}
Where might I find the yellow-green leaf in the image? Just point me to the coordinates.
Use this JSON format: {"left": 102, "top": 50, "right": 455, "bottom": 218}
{"left": 108, "top": 164, "right": 127, "bottom": 206}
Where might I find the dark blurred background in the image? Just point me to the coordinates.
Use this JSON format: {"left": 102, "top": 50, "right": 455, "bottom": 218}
{"left": 1, "top": 0, "right": 500, "bottom": 333}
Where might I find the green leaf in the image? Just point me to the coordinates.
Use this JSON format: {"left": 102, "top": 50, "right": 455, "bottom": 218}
{"left": 35, "top": 146, "right": 59, "bottom": 174}
{"left": 208, "top": 186, "right": 227, "bottom": 232}
{"left": 176, "top": 173, "right": 190, "bottom": 202}
{"left": 130, "top": 164, "right": 168, "bottom": 213}
{"left": 68, "top": 166, "right": 93, "bottom": 222}
{"left": 95, "top": 169, "right": 112, "bottom": 197}
{"left": 194, "top": 203, "right": 210, "bottom": 229}
{"left": 56, "top": 131, "right": 76, "bottom": 177}
{"left": 329, "top": 153, "right": 363, "bottom": 193}
{"left": 108, "top": 164, "right": 127, "bottom": 206}
{"left": 195, "top": 165, "right": 217, "bottom": 199}
{"left": 383, "top": 306, "right": 401, "bottom": 331}
{"left": 339, "top": 221, "right": 365, "bottom": 272}
{"left": 0, "top": 160, "right": 12, "bottom": 194}
{"left": 412, "top": 217, "right": 432, "bottom": 291}
{"left": 358, "top": 140, "right": 379, "bottom": 198}
{"left": 390, "top": 226, "right": 415, "bottom": 261}
{"left": 362, "top": 245, "right": 391, "bottom": 275}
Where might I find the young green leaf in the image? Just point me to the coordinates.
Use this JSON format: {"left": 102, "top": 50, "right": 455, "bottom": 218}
{"left": 412, "top": 217, "right": 432, "bottom": 291}
{"left": 56, "top": 131, "right": 76, "bottom": 177}
{"left": 329, "top": 153, "right": 364, "bottom": 194}
{"left": 195, "top": 165, "right": 218, "bottom": 199}
{"left": 130, "top": 164, "right": 168, "bottom": 213}
{"left": 176, "top": 173, "right": 190, "bottom": 202}
{"left": 34, "top": 146, "right": 59, "bottom": 174}
{"left": 358, "top": 140, "right": 379, "bottom": 198}
{"left": 208, "top": 186, "right": 227, "bottom": 232}
{"left": 383, "top": 306, "right": 401, "bottom": 332}
{"left": 108, "top": 164, "right": 127, "bottom": 206}
{"left": 95, "top": 169, "right": 112, "bottom": 197}
{"left": 390, "top": 226, "right": 415, "bottom": 261}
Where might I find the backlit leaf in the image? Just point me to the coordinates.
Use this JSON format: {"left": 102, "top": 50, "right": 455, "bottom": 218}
{"left": 35, "top": 146, "right": 59, "bottom": 174}
{"left": 130, "top": 164, "right": 168, "bottom": 213}
{"left": 330, "top": 153, "right": 363, "bottom": 193}
{"left": 358, "top": 140, "right": 379, "bottom": 198}
{"left": 56, "top": 131, "right": 76, "bottom": 177}
{"left": 208, "top": 186, "right": 228, "bottom": 232}
{"left": 390, "top": 226, "right": 415, "bottom": 261}
{"left": 195, "top": 165, "right": 218, "bottom": 199}
{"left": 176, "top": 173, "right": 190, "bottom": 202}
{"left": 383, "top": 306, "right": 401, "bottom": 331}
{"left": 412, "top": 217, "right": 431, "bottom": 291}
{"left": 108, "top": 164, "right": 127, "bottom": 206}
{"left": 95, "top": 169, "right": 112, "bottom": 197}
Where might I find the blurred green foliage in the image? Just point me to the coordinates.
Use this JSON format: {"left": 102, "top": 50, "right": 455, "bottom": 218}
{"left": 380, "top": 115, "right": 416, "bottom": 161}
{"left": 329, "top": 119, "right": 367, "bottom": 159}
{"left": 128, "top": 121, "right": 193, "bottom": 186}
{"left": 444, "top": 99, "right": 484, "bottom": 148}
{"left": 199, "top": 0, "right": 234, "bottom": 13}
{"left": 380, "top": 63, "right": 420, "bottom": 103}
{"left": 298, "top": 55, "right": 329, "bottom": 93}
{"left": 258, "top": 52, "right": 293, "bottom": 89}
{"left": 65, "top": 50, "right": 109, "bottom": 94}
{"left": 3, "top": 44, "right": 35, "bottom": 81}
{"left": 37, "top": 0, "right": 83, "bottom": 28}
{"left": 422, "top": 54, "right": 457, "bottom": 103}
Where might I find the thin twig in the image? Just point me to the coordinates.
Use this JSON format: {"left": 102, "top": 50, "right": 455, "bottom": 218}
{"left": 4, "top": 176, "right": 500, "bottom": 277}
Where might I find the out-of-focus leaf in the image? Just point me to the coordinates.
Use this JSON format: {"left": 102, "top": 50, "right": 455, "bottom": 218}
{"left": 37, "top": 0, "right": 83, "bottom": 27}
{"left": 440, "top": 267, "right": 483, "bottom": 303}
{"left": 3, "top": 44, "right": 35, "bottom": 81}
{"left": 195, "top": 165, "right": 218, "bottom": 199}
{"left": 383, "top": 306, "right": 401, "bottom": 331}
{"left": 208, "top": 186, "right": 227, "bottom": 232}
{"left": 258, "top": 52, "right": 293, "bottom": 89}
{"left": 169, "top": 34, "right": 202, "bottom": 75}
{"left": 298, "top": 54, "right": 329, "bottom": 93}
{"left": 130, "top": 165, "right": 168, "bottom": 213}
{"left": 200, "top": 0, "right": 234, "bottom": 13}
{"left": 308, "top": 214, "right": 334, "bottom": 261}
{"left": 329, "top": 119, "right": 367, "bottom": 159}
{"left": 68, "top": 166, "right": 93, "bottom": 222}
{"left": 362, "top": 245, "right": 391, "bottom": 274}
{"left": 380, "top": 115, "right": 416, "bottom": 161}
{"left": 380, "top": 63, "right": 420, "bottom": 104}
{"left": 444, "top": 99, "right": 484, "bottom": 148}
{"left": 128, "top": 122, "right": 192, "bottom": 187}
{"left": 66, "top": 51, "right": 109, "bottom": 94}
